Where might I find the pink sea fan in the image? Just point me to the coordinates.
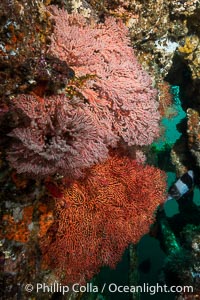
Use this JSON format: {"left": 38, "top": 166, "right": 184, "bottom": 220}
{"left": 7, "top": 8, "right": 161, "bottom": 178}
{"left": 48, "top": 6, "right": 160, "bottom": 146}
{"left": 7, "top": 94, "right": 110, "bottom": 178}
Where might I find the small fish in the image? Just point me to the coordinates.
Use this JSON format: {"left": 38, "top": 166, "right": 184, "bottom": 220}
{"left": 166, "top": 170, "right": 194, "bottom": 202}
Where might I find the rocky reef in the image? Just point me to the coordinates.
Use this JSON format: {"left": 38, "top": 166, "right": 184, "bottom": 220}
{"left": 1, "top": 1, "right": 200, "bottom": 300}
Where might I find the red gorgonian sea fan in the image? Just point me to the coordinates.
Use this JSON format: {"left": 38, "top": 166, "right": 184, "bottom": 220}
{"left": 40, "top": 155, "right": 166, "bottom": 284}
{"left": 48, "top": 6, "right": 160, "bottom": 146}
{"left": 7, "top": 94, "right": 110, "bottom": 178}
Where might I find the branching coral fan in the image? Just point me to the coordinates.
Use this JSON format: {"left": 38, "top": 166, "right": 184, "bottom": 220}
{"left": 40, "top": 155, "right": 166, "bottom": 284}
{"left": 7, "top": 6, "right": 160, "bottom": 178}
{"left": 48, "top": 6, "right": 160, "bottom": 146}
{"left": 7, "top": 94, "right": 111, "bottom": 178}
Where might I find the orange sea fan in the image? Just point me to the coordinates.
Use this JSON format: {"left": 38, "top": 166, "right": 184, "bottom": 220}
{"left": 40, "top": 155, "right": 166, "bottom": 284}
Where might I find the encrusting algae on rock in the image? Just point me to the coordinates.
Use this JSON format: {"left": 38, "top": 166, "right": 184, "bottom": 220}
{"left": 0, "top": 203, "right": 54, "bottom": 243}
{"left": 4, "top": 0, "right": 199, "bottom": 299}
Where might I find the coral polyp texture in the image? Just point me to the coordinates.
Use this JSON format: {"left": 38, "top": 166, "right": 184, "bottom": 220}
{"left": 40, "top": 155, "right": 166, "bottom": 284}
{"left": 48, "top": 5, "right": 160, "bottom": 146}
{"left": 7, "top": 6, "right": 161, "bottom": 178}
{"left": 7, "top": 94, "right": 109, "bottom": 178}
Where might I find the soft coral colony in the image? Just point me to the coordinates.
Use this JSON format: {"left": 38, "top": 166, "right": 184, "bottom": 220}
{"left": 41, "top": 155, "right": 166, "bottom": 284}
{"left": 6, "top": 5, "right": 166, "bottom": 283}
{"left": 7, "top": 5, "right": 160, "bottom": 178}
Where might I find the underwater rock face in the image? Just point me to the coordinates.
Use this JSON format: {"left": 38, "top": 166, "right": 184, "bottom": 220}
{"left": 0, "top": 0, "right": 52, "bottom": 97}
{"left": 67, "top": 0, "right": 199, "bottom": 82}
{"left": 178, "top": 35, "right": 200, "bottom": 79}
{"left": 170, "top": 0, "right": 199, "bottom": 17}
{"left": 187, "top": 108, "right": 200, "bottom": 168}
{"left": 162, "top": 222, "right": 200, "bottom": 295}
{"left": 1, "top": 1, "right": 200, "bottom": 300}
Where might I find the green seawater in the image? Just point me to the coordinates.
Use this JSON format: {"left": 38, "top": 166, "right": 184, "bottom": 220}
{"left": 164, "top": 172, "right": 179, "bottom": 218}
{"left": 193, "top": 187, "right": 200, "bottom": 206}
{"left": 137, "top": 86, "right": 185, "bottom": 300}
{"left": 153, "top": 86, "right": 186, "bottom": 151}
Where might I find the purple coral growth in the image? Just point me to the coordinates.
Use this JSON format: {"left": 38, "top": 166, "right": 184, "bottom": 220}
{"left": 7, "top": 7, "right": 161, "bottom": 178}
{"left": 7, "top": 94, "right": 109, "bottom": 178}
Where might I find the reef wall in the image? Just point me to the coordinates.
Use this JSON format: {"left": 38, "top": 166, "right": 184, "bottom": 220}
{"left": 1, "top": 1, "right": 200, "bottom": 300}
